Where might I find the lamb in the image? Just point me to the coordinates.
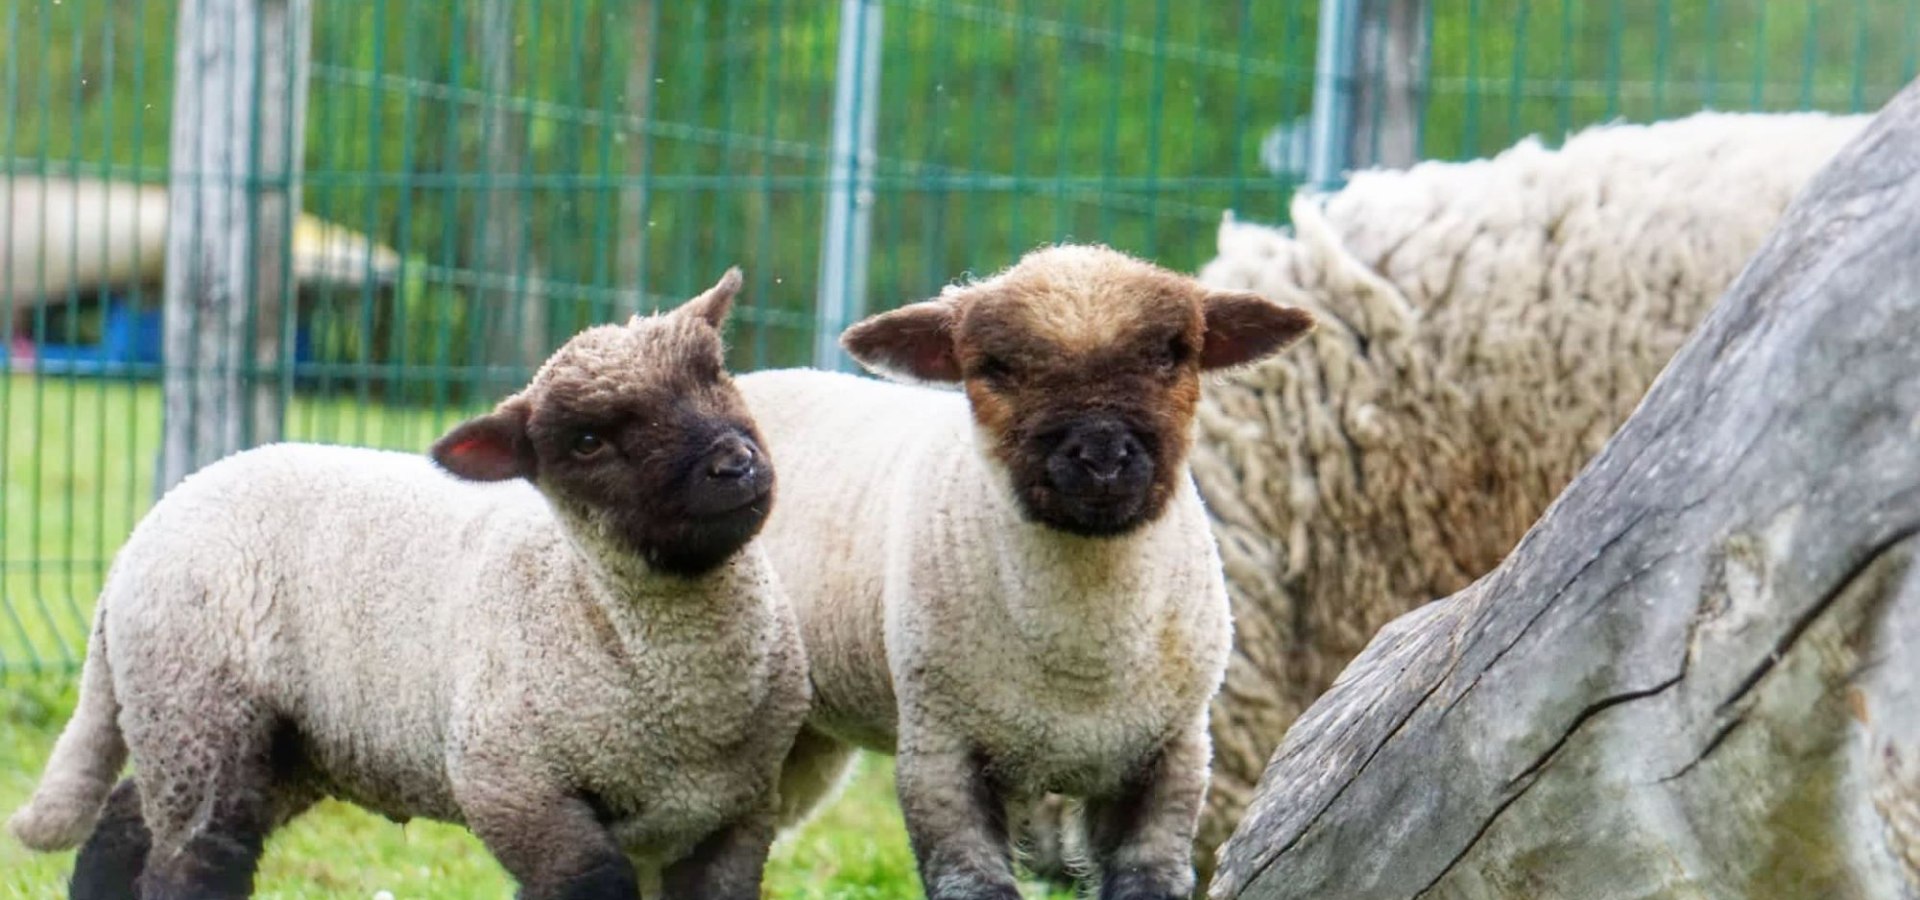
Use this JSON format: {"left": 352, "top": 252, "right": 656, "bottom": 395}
{"left": 7, "top": 270, "right": 810, "bottom": 900}
{"left": 737, "top": 244, "right": 1315, "bottom": 900}
{"left": 1181, "top": 109, "right": 1871, "bottom": 880}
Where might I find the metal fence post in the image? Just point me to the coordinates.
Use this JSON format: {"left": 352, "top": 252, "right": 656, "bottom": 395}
{"left": 1351, "top": 0, "right": 1430, "bottom": 170}
{"left": 160, "top": 0, "right": 311, "bottom": 490}
{"left": 815, "top": 0, "right": 882, "bottom": 372}
{"left": 1308, "top": 0, "right": 1359, "bottom": 190}
{"left": 1311, "top": 0, "right": 1429, "bottom": 189}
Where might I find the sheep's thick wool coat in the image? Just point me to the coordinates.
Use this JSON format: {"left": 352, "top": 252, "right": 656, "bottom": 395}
{"left": 9, "top": 443, "right": 808, "bottom": 872}
{"left": 739, "top": 369, "right": 1231, "bottom": 808}
{"left": 1187, "top": 110, "right": 1870, "bottom": 869}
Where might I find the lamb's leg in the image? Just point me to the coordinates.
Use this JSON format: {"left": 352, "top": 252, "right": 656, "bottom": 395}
{"left": 1082, "top": 725, "right": 1210, "bottom": 900}
{"left": 895, "top": 728, "right": 1021, "bottom": 900}
{"left": 659, "top": 813, "right": 776, "bottom": 900}
{"left": 129, "top": 717, "right": 285, "bottom": 900}
{"left": 1012, "top": 793, "right": 1080, "bottom": 885}
{"left": 776, "top": 724, "right": 857, "bottom": 827}
{"left": 76, "top": 778, "right": 316, "bottom": 900}
{"left": 70, "top": 780, "right": 148, "bottom": 900}
{"left": 454, "top": 771, "right": 637, "bottom": 900}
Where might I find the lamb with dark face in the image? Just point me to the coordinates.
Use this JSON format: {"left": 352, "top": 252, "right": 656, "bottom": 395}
{"left": 844, "top": 244, "right": 1311, "bottom": 537}
{"left": 738, "top": 245, "right": 1313, "bottom": 900}
{"left": 441, "top": 272, "right": 774, "bottom": 576}
{"left": 9, "top": 270, "right": 810, "bottom": 900}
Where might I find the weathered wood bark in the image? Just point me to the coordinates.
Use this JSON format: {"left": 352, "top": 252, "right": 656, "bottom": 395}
{"left": 162, "top": 0, "right": 311, "bottom": 488}
{"left": 616, "top": 0, "right": 657, "bottom": 314}
{"left": 469, "top": 0, "right": 548, "bottom": 378}
{"left": 1211, "top": 78, "right": 1920, "bottom": 900}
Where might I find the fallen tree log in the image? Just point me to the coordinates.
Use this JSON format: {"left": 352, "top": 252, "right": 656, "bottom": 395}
{"left": 1209, "top": 77, "right": 1920, "bottom": 900}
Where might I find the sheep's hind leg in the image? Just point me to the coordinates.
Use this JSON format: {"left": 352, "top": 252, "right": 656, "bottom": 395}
{"left": 1082, "top": 726, "right": 1210, "bottom": 900}
{"left": 129, "top": 714, "right": 289, "bottom": 900}
{"left": 1012, "top": 793, "right": 1081, "bottom": 886}
{"left": 776, "top": 725, "right": 857, "bottom": 828}
{"left": 660, "top": 813, "right": 775, "bottom": 900}
{"left": 74, "top": 778, "right": 315, "bottom": 900}
{"left": 70, "top": 780, "right": 149, "bottom": 900}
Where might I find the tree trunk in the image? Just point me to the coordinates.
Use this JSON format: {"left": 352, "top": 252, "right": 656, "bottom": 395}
{"left": 161, "top": 0, "right": 309, "bottom": 489}
{"left": 469, "top": 0, "right": 547, "bottom": 381}
{"left": 1211, "top": 78, "right": 1920, "bottom": 900}
{"left": 616, "top": 0, "right": 656, "bottom": 313}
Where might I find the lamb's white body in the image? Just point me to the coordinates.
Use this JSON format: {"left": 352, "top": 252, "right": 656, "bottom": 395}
{"left": 741, "top": 368, "right": 1229, "bottom": 814}
{"left": 16, "top": 442, "right": 807, "bottom": 874}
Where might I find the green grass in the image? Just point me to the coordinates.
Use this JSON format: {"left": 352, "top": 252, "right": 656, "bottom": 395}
{"left": 1, "top": 676, "right": 1071, "bottom": 897}
{"left": 0, "top": 372, "right": 1071, "bottom": 897}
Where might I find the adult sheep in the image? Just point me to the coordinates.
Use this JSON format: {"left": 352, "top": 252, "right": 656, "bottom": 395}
{"left": 9, "top": 271, "right": 810, "bottom": 900}
{"left": 1186, "top": 109, "right": 1870, "bottom": 879}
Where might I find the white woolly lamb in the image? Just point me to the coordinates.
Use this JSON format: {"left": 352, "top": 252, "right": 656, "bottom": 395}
{"left": 7, "top": 271, "right": 810, "bottom": 900}
{"left": 1185, "top": 109, "right": 1870, "bottom": 876}
{"left": 740, "top": 244, "right": 1315, "bottom": 900}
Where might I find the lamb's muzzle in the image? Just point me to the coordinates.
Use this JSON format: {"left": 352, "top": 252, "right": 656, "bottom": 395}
{"left": 1041, "top": 414, "right": 1157, "bottom": 534}
{"left": 679, "top": 429, "right": 771, "bottom": 513}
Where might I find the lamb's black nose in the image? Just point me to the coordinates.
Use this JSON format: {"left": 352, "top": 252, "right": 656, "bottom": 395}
{"left": 686, "top": 431, "right": 770, "bottom": 518}
{"left": 703, "top": 436, "right": 758, "bottom": 482}
{"left": 1058, "top": 421, "right": 1144, "bottom": 482}
{"left": 707, "top": 444, "right": 755, "bottom": 480}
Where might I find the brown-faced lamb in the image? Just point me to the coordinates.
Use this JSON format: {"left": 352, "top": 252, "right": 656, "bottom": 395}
{"left": 7, "top": 270, "right": 810, "bottom": 900}
{"left": 737, "top": 244, "right": 1314, "bottom": 900}
{"left": 1181, "top": 109, "right": 1870, "bottom": 881}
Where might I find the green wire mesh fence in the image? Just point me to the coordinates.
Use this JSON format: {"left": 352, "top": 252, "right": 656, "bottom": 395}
{"left": 2, "top": 0, "right": 1916, "bottom": 674}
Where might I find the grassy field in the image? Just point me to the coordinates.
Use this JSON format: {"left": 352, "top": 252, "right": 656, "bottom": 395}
{"left": 1, "top": 674, "right": 1068, "bottom": 897}
{"left": 0, "top": 372, "right": 1070, "bottom": 898}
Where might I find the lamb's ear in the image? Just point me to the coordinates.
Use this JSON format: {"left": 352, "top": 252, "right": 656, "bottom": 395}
{"left": 676, "top": 267, "right": 745, "bottom": 331}
{"left": 840, "top": 299, "right": 961, "bottom": 383}
{"left": 431, "top": 398, "right": 535, "bottom": 482}
{"left": 1199, "top": 290, "right": 1316, "bottom": 370}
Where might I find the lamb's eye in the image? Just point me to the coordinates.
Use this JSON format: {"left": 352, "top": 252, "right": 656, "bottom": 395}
{"left": 975, "top": 355, "right": 1016, "bottom": 384}
{"left": 1158, "top": 336, "right": 1190, "bottom": 374}
{"left": 570, "top": 431, "right": 606, "bottom": 458}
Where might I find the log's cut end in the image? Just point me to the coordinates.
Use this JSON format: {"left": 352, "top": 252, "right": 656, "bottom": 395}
{"left": 1211, "top": 74, "right": 1920, "bottom": 900}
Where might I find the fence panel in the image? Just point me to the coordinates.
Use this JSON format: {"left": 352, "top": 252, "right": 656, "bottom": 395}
{"left": 2, "top": 0, "right": 1915, "bottom": 674}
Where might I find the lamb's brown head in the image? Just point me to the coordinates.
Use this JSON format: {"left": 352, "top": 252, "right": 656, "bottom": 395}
{"left": 844, "top": 245, "right": 1312, "bottom": 537}
{"left": 432, "top": 269, "right": 773, "bottom": 576}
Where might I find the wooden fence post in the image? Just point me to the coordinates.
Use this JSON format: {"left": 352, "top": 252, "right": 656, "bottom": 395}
{"left": 161, "top": 0, "right": 312, "bottom": 490}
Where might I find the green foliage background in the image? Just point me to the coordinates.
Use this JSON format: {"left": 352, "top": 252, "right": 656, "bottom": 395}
{"left": 3, "top": 0, "right": 1917, "bottom": 677}
{"left": 7, "top": 0, "right": 1913, "bottom": 379}
{"left": 3, "top": 0, "right": 1916, "bottom": 672}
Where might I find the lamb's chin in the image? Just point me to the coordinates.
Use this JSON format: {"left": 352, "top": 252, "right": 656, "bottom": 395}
{"left": 1018, "top": 489, "right": 1157, "bottom": 539}
{"left": 639, "top": 505, "right": 768, "bottom": 578}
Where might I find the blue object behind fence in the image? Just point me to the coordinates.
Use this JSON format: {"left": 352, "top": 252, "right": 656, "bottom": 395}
{"left": 5, "top": 296, "right": 314, "bottom": 376}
